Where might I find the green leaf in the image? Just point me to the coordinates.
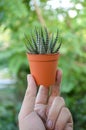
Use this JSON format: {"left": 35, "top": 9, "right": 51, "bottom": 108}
{"left": 54, "top": 38, "right": 62, "bottom": 53}
{"left": 44, "top": 27, "right": 49, "bottom": 52}
{"left": 51, "top": 30, "right": 59, "bottom": 53}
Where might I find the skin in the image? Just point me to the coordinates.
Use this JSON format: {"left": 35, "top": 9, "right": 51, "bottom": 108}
{"left": 18, "top": 69, "right": 73, "bottom": 130}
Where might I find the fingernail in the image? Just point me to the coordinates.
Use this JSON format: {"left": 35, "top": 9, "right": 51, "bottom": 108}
{"left": 46, "top": 120, "right": 53, "bottom": 129}
{"left": 27, "top": 75, "right": 32, "bottom": 87}
{"left": 27, "top": 74, "right": 32, "bottom": 81}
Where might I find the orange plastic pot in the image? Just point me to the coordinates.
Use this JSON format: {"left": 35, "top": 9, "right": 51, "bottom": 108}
{"left": 27, "top": 53, "right": 59, "bottom": 87}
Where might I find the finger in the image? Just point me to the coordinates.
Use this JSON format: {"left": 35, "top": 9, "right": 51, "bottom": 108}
{"left": 34, "top": 104, "right": 47, "bottom": 121}
{"left": 35, "top": 85, "right": 49, "bottom": 121}
{"left": 64, "top": 115, "right": 73, "bottom": 130}
{"left": 35, "top": 85, "right": 49, "bottom": 104}
{"left": 47, "top": 69, "right": 62, "bottom": 114}
{"left": 55, "top": 107, "right": 72, "bottom": 130}
{"left": 46, "top": 97, "right": 65, "bottom": 129}
{"left": 51, "top": 69, "right": 62, "bottom": 97}
{"left": 64, "top": 123, "right": 73, "bottom": 130}
{"left": 18, "top": 75, "right": 37, "bottom": 120}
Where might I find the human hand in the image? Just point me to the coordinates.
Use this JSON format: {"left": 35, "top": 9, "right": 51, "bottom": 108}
{"left": 18, "top": 75, "right": 46, "bottom": 130}
{"left": 35, "top": 69, "right": 73, "bottom": 130}
{"left": 18, "top": 69, "right": 73, "bottom": 130}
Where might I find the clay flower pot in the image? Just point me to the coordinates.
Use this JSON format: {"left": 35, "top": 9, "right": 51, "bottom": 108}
{"left": 27, "top": 53, "right": 59, "bottom": 87}
{"left": 25, "top": 27, "right": 62, "bottom": 87}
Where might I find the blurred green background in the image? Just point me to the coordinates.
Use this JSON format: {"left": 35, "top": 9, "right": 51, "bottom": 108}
{"left": 0, "top": 0, "right": 86, "bottom": 130}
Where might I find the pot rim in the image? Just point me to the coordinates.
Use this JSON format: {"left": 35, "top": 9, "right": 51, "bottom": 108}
{"left": 27, "top": 52, "right": 59, "bottom": 56}
{"left": 27, "top": 52, "right": 60, "bottom": 61}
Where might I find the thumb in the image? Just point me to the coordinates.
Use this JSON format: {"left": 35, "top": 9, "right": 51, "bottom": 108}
{"left": 19, "top": 75, "right": 37, "bottom": 120}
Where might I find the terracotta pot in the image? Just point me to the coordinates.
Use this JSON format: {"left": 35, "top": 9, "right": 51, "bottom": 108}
{"left": 27, "top": 53, "right": 59, "bottom": 87}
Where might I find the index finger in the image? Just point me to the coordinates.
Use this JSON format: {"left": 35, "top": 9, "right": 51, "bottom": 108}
{"left": 35, "top": 85, "right": 49, "bottom": 105}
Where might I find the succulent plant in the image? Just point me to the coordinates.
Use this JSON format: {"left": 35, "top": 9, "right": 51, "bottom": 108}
{"left": 24, "top": 27, "right": 62, "bottom": 54}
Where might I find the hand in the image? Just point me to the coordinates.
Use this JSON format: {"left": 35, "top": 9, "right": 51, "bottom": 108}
{"left": 35, "top": 69, "right": 73, "bottom": 130}
{"left": 18, "top": 69, "right": 73, "bottom": 130}
{"left": 18, "top": 75, "right": 46, "bottom": 130}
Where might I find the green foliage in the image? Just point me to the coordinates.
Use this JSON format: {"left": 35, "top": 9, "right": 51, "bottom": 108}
{"left": 0, "top": 87, "right": 19, "bottom": 130}
{"left": 25, "top": 27, "right": 61, "bottom": 54}
{"left": 0, "top": 0, "right": 86, "bottom": 130}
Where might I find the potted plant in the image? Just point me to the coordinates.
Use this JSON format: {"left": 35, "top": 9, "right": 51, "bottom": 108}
{"left": 25, "top": 27, "right": 62, "bottom": 87}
